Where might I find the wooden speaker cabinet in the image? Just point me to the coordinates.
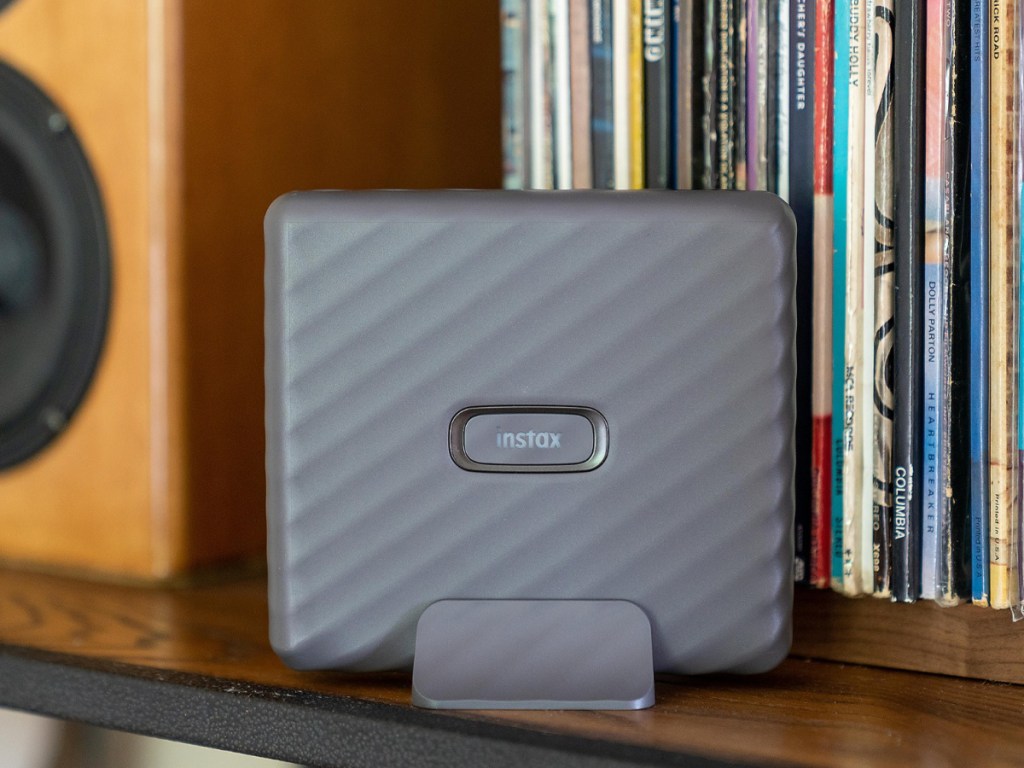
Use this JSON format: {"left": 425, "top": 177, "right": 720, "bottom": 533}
{"left": 0, "top": 0, "right": 500, "bottom": 580}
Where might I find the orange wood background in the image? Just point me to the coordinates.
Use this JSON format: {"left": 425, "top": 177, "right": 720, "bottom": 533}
{"left": 0, "top": 0, "right": 501, "bottom": 580}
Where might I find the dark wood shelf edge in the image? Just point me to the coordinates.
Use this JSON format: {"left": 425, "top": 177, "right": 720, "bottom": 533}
{"left": 792, "top": 586, "right": 1024, "bottom": 684}
{"left": 0, "top": 644, "right": 747, "bottom": 768}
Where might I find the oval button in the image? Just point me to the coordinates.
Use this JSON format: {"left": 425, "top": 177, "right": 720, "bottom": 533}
{"left": 450, "top": 407, "right": 608, "bottom": 473}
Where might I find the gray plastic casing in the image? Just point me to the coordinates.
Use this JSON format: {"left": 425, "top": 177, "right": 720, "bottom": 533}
{"left": 264, "top": 190, "right": 796, "bottom": 675}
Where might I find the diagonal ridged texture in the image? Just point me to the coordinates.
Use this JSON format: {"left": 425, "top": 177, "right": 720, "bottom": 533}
{"left": 265, "top": 190, "right": 796, "bottom": 675}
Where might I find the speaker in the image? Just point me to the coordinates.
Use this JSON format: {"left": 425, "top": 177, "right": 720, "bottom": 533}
{"left": 0, "top": 0, "right": 500, "bottom": 580}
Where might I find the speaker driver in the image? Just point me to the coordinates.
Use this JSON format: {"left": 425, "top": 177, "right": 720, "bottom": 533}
{"left": 0, "top": 60, "right": 111, "bottom": 469}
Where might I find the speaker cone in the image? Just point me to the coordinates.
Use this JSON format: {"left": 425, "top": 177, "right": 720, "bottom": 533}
{"left": 0, "top": 60, "right": 111, "bottom": 469}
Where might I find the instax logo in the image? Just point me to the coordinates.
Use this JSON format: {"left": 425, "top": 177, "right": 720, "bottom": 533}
{"left": 495, "top": 429, "right": 562, "bottom": 449}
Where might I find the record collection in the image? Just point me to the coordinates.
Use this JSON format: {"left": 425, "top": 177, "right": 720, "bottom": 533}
{"left": 501, "top": 0, "right": 1024, "bottom": 613}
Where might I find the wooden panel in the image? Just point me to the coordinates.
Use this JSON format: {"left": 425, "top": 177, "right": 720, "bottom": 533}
{"left": 792, "top": 587, "right": 1024, "bottom": 684}
{"left": 2, "top": 567, "right": 1024, "bottom": 768}
{"left": 172, "top": 0, "right": 501, "bottom": 570}
{"left": 0, "top": 0, "right": 157, "bottom": 575}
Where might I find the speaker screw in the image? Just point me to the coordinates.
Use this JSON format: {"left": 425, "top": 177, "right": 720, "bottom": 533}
{"left": 47, "top": 112, "right": 68, "bottom": 134}
{"left": 41, "top": 408, "right": 67, "bottom": 433}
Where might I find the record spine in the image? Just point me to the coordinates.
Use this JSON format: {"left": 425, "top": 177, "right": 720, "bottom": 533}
{"left": 840, "top": 0, "right": 869, "bottom": 596}
{"left": 529, "top": 0, "right": 555, "bottom": 188}
{"left": 767, "top": 0, "right": 780, "bottom": 192}
{"left": 791, "top": 0, "right": 816, "bottom": 586}
{"left": 502, "top": 0, "right": 528, "bottom": 190}
{"left": 645, "top": 0, "right": 671, "bottom": 187}
{"left": 921, "top": 0, "right": 946, "bottom": 600}
{"left": 751, "top": 0, "right": 771, "bottom": 189}
{"left": 630, "top": 0, "right": 646, "bottom": 187}
{"left": 591, "top": 0, "right": 616, "bottom": 188}
{"left": 969, "top": 0, "right": 990, "bottom": 605}
{"left": 811, "top": 0, "right": 834, "bottom": 588}
{"left": 718, "top": 0, "right": 737, "bottom": 187}
{"left": 936, "top": 0, "right": 971, "bottom": 607}
{"left": 990, "top": 0, "right": 1020, "bottom": 610}
{"left": 570, "top": 0, "right": 594, "bottom": 187}
{"left": 831, "top": 0, "right": 850, "bottom": 589}
{"left": 778, "top": 0, "right": 791, "bottom": 199}
{"left": 700, "top": 0, "right": 720, "bottom": 188}
{"left": 551, "top": 0, "right": 575, "bottom": 189}
{"left": 674, "top": 0, "right": 696, "bottom": 188}
{"left": 613, "top": 0, "right": 632, "bottom": 187}
{"left": 871, "top": 0, "right": 895, "bottom": 598}
{"left": 891, "top": 0, "right": 924, "bottom": 603}
{"left": 736, "top": 0, "right": 749, "bottom": 188}
{"left": 858, "top": 0, "right": 877, "bottom": 593}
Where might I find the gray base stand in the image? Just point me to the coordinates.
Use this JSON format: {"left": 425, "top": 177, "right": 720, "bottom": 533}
{"left": 411, "top": 600, "right": 656, "bottom": 710}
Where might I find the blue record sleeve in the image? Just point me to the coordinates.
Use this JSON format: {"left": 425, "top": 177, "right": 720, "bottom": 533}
{"left": 969, "top": 0, "right": 990, "bottom": 605}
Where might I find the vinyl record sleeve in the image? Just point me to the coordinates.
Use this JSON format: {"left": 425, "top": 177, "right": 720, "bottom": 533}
{"left": 264, "top": 190, "right": 795, "bottom": 675}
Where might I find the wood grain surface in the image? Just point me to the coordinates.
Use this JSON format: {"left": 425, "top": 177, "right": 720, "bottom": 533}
{"left": 2, "top": 568, "right": 1024, "bottom": 767}
{"left": 793, "top": 586, "right": 1024, "bottom": 684}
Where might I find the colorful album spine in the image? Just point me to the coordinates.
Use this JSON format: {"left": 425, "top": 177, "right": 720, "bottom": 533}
{"left": 1018, "top": 9, "right": 1024, "bottom": 613}
{"left": 859, "top": 0, "right": 877, "bottom": 593}
{"left": 920, "top": 0, "right": 945, "bottom": 600}
{"left": 613, "top": 0, "right": 631, "bottom": 188}
{"left": 717, "top": 0, "right": 737, "bottom": 187}
{"left": 936, "top": 0, "right": 971, "bottom": 606}
{"left": 551, "top": 0, "right": 574, "bottom": 189}
{"left": 1018, "top": 0, "right": 1024, "bottom": 615}
{"left": 673, "top": 0, "right": 695, "bottom": 188}
{"left": 591, "top": 0, "right": 616, "bottom": 189}
{"left": 645, "top": 0, "right": 671, "bottom": 188}
{"left": 970, "top": 0, "right": 990, "bottom": 605}
{"left": 790, "top": 0, "right": 815, "bottom": 586}
{"left": 891, "top": 0, "right": 924, "bottom": 603}
{"left": 630, "top": 0, "right": 645, "bottom": 187}
{"left": 501, "top": 0, "right": 527, "bottom": 189}
{"left": 871, "top": 0, "right": 895, "bottom": 597}
{"left": 569, "top": 0, "right": 593, "bottom": 188}
{"left": 831, "top": 0, "right": 849, "bottom": 589}
{"left": 990, "top": 0, "right": 1019, "bottom": 610}
{"left": 810, "top": 0, "right": 833, "bottom": 588}
{"left": 840, "top": 0, "right": 869, "bottom": 596}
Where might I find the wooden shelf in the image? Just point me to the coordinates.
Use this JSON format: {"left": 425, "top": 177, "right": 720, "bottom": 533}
{"left": 2, "top": 567, "right": 1024, "bottom": 768}
{"left": 792, "top": 587, "right": 1024, "bottom": 684}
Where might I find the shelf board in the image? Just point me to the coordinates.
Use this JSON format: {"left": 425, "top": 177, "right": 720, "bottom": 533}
{"left": 2, "top": 567, "right": 1024, "bottom": 767}
{"left": 792, "top": 587, "right": 1024, "bottom": 684}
